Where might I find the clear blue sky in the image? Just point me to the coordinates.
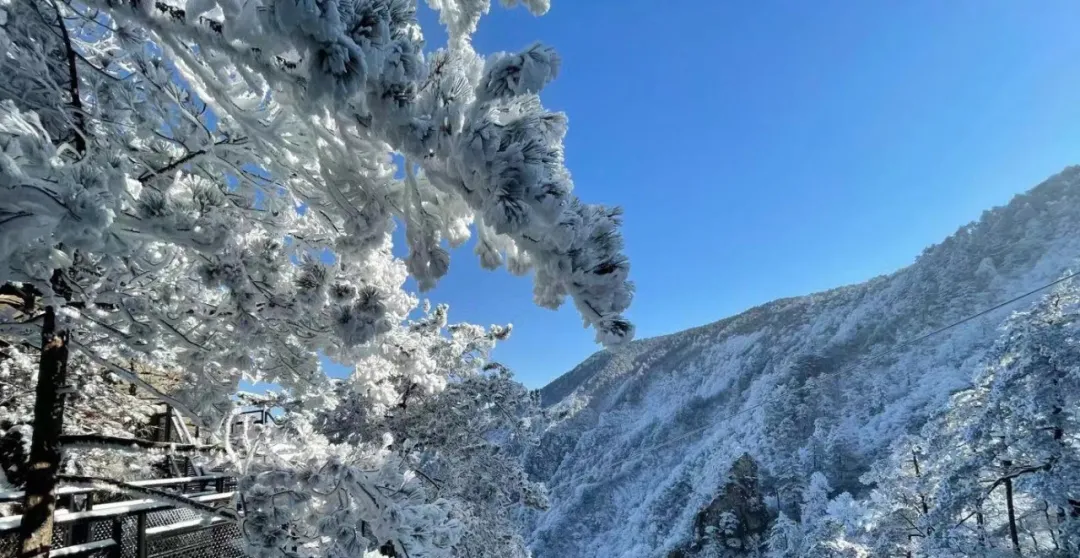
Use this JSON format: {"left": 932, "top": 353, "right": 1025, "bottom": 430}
{"left": 338, "top": 0, "right": 1080, "bottom": 389}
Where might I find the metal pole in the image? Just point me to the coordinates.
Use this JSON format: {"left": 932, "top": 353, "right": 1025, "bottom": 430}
{"left": 70, "top": 494, "right": 93, "bottom": 544}
{"left": 136, "top": 513, "right": 148, "bottom": 558}
{"left": 110, "top": 518, "right": 123, "bottom": 558}
{"left": 163, "top": 406, "right": 173, "bottom": 442}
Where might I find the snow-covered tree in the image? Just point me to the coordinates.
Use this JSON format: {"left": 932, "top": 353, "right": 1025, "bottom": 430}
{"left": 761, "top": 473, "right": 840, "bottom": 558}
{"left": 1, "top": 0, "right": 634, "bottom": 555}
{"left": 312, "top": 306, "right": 547, "bottom": 557}
{"left": 799, "top": 473, "right": 837, "bottom": 557}
{"left": 848, "top": 280, "right": 1080, "bottom": 557}
{"left": 856, "top": 436, "right": 934, "bottom": 556}
{"left": 765, "top": 512, "right": 802, "bottom": 558}
{"left": 223, "top": 307, "right": 546, "bottom": 558}
{"left": 925, "top": 281, "right": 1080, "bottom": 556}
{"left": 0, "top": 344, "right": 167, "bottom": 484}
{"left": 1, "top": 0, "right": 633, "bottom": 416}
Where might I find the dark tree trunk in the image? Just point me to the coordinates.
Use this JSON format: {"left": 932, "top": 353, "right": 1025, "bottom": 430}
{"left": 911, "top": 449, "right": 930, "bottom": 517}
{"left": 17, "top": 307, "right": 70, "bottom": 558}
{"left": 1002, "top": 460, "right": 1022, "bottom": 556}
{"left": 379, "top": 540, "right": 399, "bottom": 557}
{"left": 976, "top": 510, "right": 987, "bottom": 550}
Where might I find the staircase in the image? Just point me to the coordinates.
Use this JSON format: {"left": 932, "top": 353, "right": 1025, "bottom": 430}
{"left": 0, "top": 405, "right": 275, "bottom": 558}
{"left": 0, "top": 474, "right": 242, "bottom": 558}
{"left": 147, "top": 406, "right": 208, "bottom": 478}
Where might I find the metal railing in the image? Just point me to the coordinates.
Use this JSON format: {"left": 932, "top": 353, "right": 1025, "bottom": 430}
{"left": 0, "top": 404, "right": 280, "bottom": 557}
{"left": 232, "top": 408, "right": 278, "bottom": 427}
{"left": 0, "top": 476, "right": 241, "bottom": 558}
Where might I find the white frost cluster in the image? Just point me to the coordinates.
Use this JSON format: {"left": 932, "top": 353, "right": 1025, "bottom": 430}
{"left": 0, "top": 0, "right": 595, "bottom": 555}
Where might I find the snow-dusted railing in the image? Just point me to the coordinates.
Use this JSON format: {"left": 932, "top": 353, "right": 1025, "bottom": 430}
{"left": 0, "top": 481, "right": 236, "bottom": 558}
{"left": 170, "top": 410, "right": 195, "bottom": 445}
{"left": 0, "top": 488, "right": 234, "bottom": 531}
{"left": 155, "top": 404, "right": 211, "bottom": 477}
{"left": 234, "top": 407, "right": 279, "bottom": 426}
{"left": 48, "top": 538, "right": 119, "bottom": 558}
{"left": 0, "top": 475, "right": 228, "bottom": 504}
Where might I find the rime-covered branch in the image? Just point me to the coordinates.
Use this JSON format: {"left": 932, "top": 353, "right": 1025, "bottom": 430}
{"left": 0, "top": 1, "right": 588, "bottom": 556}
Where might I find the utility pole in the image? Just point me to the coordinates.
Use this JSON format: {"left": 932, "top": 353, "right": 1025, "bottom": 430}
{"left": 18, "top": 307, "right": 70, "bottom": 558}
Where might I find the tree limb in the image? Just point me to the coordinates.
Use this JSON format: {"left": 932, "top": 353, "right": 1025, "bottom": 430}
{"left": 48, "top": 0, "right": 87, "bottom": 155}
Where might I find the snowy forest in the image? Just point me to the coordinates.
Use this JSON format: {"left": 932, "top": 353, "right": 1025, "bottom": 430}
{"left": 526, "top": 168, "right": 1080, "bottom": 558}
{"left": 1, "top": 0, "right": 1079, "bottom": 558}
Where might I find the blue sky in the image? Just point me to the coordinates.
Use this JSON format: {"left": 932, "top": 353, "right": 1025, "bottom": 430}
{"left": 335, "top": 0, "right": 1080, "bottom": 389}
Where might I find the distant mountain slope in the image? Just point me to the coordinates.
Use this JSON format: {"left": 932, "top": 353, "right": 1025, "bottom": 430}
{"left": 524, "top": 166, "right": 1080, "bottom": 557}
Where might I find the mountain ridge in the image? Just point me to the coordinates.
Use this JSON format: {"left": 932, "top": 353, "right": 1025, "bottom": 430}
{"left": 525, "top": 165, "right": 1080, "bottom": 557}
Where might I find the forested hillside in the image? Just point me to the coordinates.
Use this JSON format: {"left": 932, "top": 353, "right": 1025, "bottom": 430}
{"left": 525, "top": 167, "right": 1080, "bottom": 557}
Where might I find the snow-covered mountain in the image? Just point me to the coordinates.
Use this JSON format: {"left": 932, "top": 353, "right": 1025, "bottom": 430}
{"left": 524, "top": 167, "right": 1080, "bottom": 558}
